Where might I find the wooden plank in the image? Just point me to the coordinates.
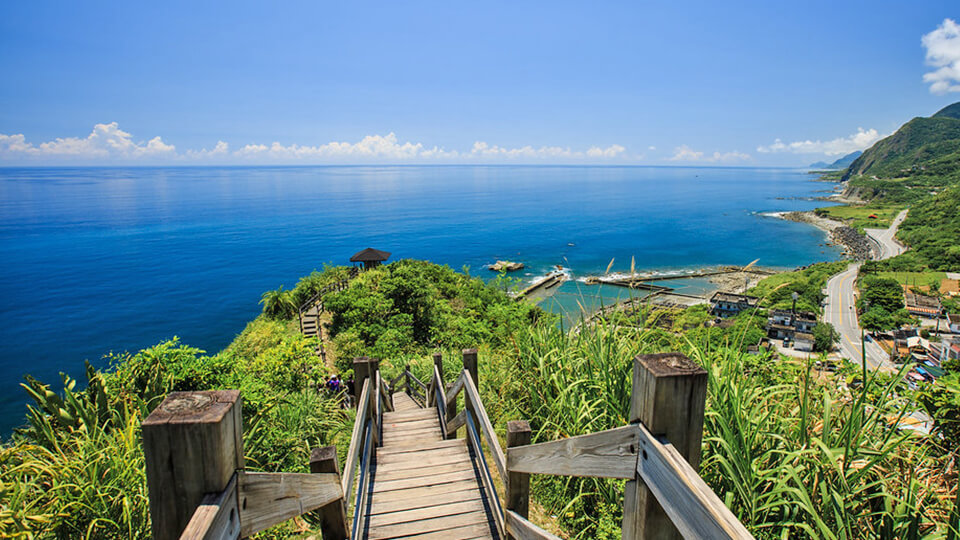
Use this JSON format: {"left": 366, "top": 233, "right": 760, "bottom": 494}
{"left": 368, "top": 499, "right": 487, "bottom": 528}
{"left": 506, "top": 425, "right": 638, "bottom": 479}
{"left": 374, "top": 461, "right": 477, "bottom": 482}
{"left": 382, "top": 418, "right": 439, "bottom": 432}
{"left": 179, "top": 474, "right": 240, "bottom": 540}
{"left": 463, "top": 371, "right": 507, "bottom": 482}
{"left": 465, "top": 418, "right": 505, "bottom": 538}
{"left": 374, "top": 450, "right": 471, "bottom": 470}
{"left": 237, "top": 472, "right": 343, "bottom": 537}
{"left": 623, "top": 352, "right": 708, "bottom": 540}
{"left": 382, "top": 427, "right": 442, "bottom": 441}
{"left": 376, "top": 438, "right": 466, "bottom": 456}
{"left": 383, "top": 410, "right": 436, "bottom": 423}
{"left": 372, "top": 469, "right": 479, "bottom": 493}
{"left": 380, "top": 434, "right": 443, "bottom": 447}
{"left": 341, "top": 379, "right": 370, "bottom": 497}
{"left": 365, "top": 479, "right": 481, "bottom": 505}
{"left": 635, "top": 423, "right": 754, "bottom": 539}
{"left": 505, "top": 510, "right": 561, "bottom": 540}
{"left": 401, "top": 521, "right": 495, "bottom": 540}
{"left": 369, "top": 490, "right": 484, "bottom": 516}
{"left": 445, "top": 370, "right": 466, "bottom": 407}
{"left": 446, "top": 409, "right": 467, "bottom": 437}
{"left": 366, "top": 510, "right": 492, "bottom": 540}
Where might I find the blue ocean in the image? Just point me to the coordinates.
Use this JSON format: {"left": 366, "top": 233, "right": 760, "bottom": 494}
{"left": 0, "top": 165, "right": 841, "bottom": 434}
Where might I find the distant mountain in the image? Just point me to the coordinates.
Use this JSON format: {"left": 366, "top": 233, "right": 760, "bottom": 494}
{"left": 932, "top": 102, "right": 960, "bottom": 120}
{"left": 843, "top": 102, "right": 960, "bottom": 180}
{"left": 809, "top": 150, "right": 861, "bottom": 170}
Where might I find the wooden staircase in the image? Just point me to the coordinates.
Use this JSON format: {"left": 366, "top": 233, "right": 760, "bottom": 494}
{"left": 143, "top": 349, "right": 755, "bottom": 540}
{"left": 362, "top": 392, "right": 499, "bottom": 539}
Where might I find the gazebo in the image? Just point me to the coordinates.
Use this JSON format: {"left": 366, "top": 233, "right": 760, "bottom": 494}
{"left": 350, "top": 247, "right": 391, "bottom": 270}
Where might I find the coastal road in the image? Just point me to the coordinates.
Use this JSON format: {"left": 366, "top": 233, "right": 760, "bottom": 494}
{"left": 823, "top": 262, "right": 894, "bottom": 371}
{"left": 864, "top": 210, "right": 908, "bottom": 259}
{"left": 823, "top": 210, "right": 908, "bottom": 373}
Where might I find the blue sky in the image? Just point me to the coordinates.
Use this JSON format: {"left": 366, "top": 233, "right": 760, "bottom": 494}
{"left": 1, "top": 1, "right": 959, "bottom": 166}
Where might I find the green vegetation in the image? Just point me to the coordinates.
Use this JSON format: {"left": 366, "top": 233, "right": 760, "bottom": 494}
{"left": 3, "top": 320, "right": 349, "bottom": 538}
{"left": 745, "top": 261, "right": 848, "bottom": 314}
{"left": 4, "top": 261, "right": 959, "bottom": 538}
{"left": 813, "top": 203, "right": 904, "bottom": 230}
{"left": 323, "top": 259, "right": 539, "bottom": 371}
{"left": 812, "top": 322, "right": 840, "bottom": 352}
{"left": 856, "top": 275, "right": 913, "bottom": 332}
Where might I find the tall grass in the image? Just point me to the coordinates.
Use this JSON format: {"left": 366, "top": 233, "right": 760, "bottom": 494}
{"left": 476, "top": 319, "right": 955, "bottom": 539}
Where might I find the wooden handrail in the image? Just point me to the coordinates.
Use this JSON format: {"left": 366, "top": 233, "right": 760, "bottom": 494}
{"left": 406, "top": 370, "right": 428, "bottom": 391}
{"left": 341, "top": 379, "right": 370, "bottom": 499}
{"left": 462, "top": 370, "right": 507, "bottom": 483}
{"left": 444, "top": 370, "right": 466, "bottom": 407}
{"left": 634, "top": 422, "right": 753, "bottom": 539}
{"left": 506, "top": 425, "right": 639, "bottom": 479}
{"left": 465, "top": 409, "right": 505, "bottom": 537}
{"left": 432, "top": 364, "right": 447, "bottom": 436}
{"left": 505, "top": 510, "right": 561, "bottom": 540}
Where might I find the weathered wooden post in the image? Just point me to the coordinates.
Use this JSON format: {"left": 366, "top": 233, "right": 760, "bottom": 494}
{"left": 404, "top": 363, "right": 412, "bottom": 395}
{"left": 353, "top": 356, "right": 373, "bottom": 405}
{"left": 621, "top": 353, "right": 707, "bottom": 539}
{"left": 429, "top": 352, "right": 444, "bottom": 406}
{"left": 310, "top": 446, "right": 349, "bottom": 540}
{"left": 506, "top": 419, "right": 532, "bottom": 539}
{"left": 142, "top": 390, "right": 244, "bottom": 540}
{"left": 462, "top": 348, "right": 479, "bottom": 448}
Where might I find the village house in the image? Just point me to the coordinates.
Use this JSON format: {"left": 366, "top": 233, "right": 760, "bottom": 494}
{"left": 903, "top": 291, "right": 942, "bottom": 318}
{"left": 766, "top": 308, "right": 818, "bottom": 351}
{"left": 948, "top": 313, "right": 960, "bottom": 334}
{"left": 709, "top": 292, "right": 759, "bottom": 317}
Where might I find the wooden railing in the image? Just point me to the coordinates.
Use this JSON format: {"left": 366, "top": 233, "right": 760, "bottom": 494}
{"left": 297, "top": 278, "right": 351, "bottom": 320}
{"left": 143, "top": 348, "right": 754, "bottom": 539}
{"left": 435, "top": 349, "right": 755, "bottom": 540}
{"left": 142, "top": 356, "right": 393, "bottom": 540}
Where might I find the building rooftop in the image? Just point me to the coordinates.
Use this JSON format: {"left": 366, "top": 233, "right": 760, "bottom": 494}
{"left": 710, "top": 292, "right": 759, "bottom": 306}
{"left": 350, "top": 247, "right": 391, "bottom": 263}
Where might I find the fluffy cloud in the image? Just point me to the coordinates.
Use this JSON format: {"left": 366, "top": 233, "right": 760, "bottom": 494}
{"left": 468, "top": 141, "right": 625, "bottom": 160}
{"left": 0, "top": 124, "right": 631, "bottom": 163}
{"left": 922, "top": 18, "right": 960, "bottom": 94}
{"left": 0, "top": 122, "right": 176, "bottom": 158}
{"left": 756, "top": 128, "right": 883, "bottom": 156}
{"left": 668, "top": 145, "right": 750, "bottom": 162}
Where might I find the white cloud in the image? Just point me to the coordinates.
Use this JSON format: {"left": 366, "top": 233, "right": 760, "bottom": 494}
{"left": 922, "top": 18, "right": 960, "bottom": 94}
{"left": 668, "top": 145, "right": 750, "bottom": 162}
{"left": 0, "top": 122, "right": 176, "bottom": 159}
{"left": 0, "top": 124, "right": 631, "bottom": 164}
{"left": 756, "top": 127, "right": 883, "bottom": 156}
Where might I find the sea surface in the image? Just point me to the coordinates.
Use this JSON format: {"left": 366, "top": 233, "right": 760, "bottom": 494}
{"left": 0, "top": 165, "right": 841, "bottom": 434}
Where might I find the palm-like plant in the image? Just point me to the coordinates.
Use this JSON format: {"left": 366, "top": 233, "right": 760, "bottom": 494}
{"left": 260, "top": 286, "right": 296, "bottom": 319}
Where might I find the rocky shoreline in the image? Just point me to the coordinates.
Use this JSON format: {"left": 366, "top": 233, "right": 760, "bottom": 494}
{"left": 780, "top": 211, "right": 874, "bottom": 260}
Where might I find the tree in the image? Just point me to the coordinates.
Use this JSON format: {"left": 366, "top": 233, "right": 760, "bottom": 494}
{"left": 813, "top": 322, "right": 840, "bottom": 352}
{"left": 259, "top": 286, "right": 296, "bottom": 319}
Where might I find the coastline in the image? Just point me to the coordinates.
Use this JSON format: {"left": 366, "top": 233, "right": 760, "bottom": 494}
{"left": 775, "top": 210, "right": 874, "bottom": 260}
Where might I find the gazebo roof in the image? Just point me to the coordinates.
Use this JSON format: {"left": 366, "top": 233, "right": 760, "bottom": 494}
{"left": 350, "top": 247, "right": 391, "bottom": 263}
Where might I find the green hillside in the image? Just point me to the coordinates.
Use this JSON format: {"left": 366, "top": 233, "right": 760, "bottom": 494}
{"left": 932, "top": 101, "right": 960, "bottom": 120}
{"left": 842, "top": 114, "right": 960, "bottom": 179}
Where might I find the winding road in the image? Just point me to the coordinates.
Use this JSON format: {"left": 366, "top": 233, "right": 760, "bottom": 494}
{"left": 822, "top": 210, "right": 908, "bottom": 373}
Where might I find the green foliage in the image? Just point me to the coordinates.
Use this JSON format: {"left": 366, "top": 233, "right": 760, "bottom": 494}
{"left": 478, "top": 320, "right": 952, "bottom": 538}
{"left": 844, "top": 114, "right": 960, "bottom": 179}
{"left": 918, "top": 371, "right": 960, "bottom": 453}
{"left": 746, "top": 261, "right": 848, "bottom": 315}
{"left": 812, "top": 322, "right": 840, "bottom": 352}
{"left": 894, "top": 187, "right": 960, "bottom": 271}
{"left": 2, "top": 314, "right": 343, "bottom": 538}
{"left": 325, "top": 259, "right": 539, "bottom": 370}
{"left": 856, "top": 275, "right": 913, "bottom": 331}
{"left": 259, "top": 286, "right": 297, "bottom": 319}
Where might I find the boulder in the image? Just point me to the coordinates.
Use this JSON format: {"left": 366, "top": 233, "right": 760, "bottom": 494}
{"left": 490, "top": 260, "right": 524, "bottom": 272}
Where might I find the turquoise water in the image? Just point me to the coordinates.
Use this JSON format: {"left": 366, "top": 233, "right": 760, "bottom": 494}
{"left": 0, "top": 165, "right": 840, "bottom": 433}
